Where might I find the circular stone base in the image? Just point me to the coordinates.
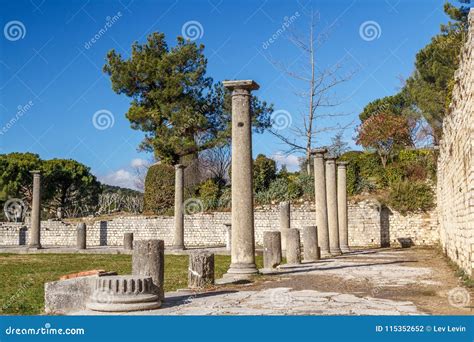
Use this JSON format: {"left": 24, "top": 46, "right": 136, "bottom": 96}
{"left": 86, "top": 275, "right": 161, "bottom": 312}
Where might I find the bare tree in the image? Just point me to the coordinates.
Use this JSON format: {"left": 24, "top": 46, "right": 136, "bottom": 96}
{"left": 268, "top": 7, "right": 356, "bottom": 173}
{"left": 199, "top": 145, "right": 231, "bottom": 185}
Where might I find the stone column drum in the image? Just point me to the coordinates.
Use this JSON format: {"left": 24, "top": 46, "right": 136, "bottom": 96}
{"left": 326, "top": 157, "right": 341, "bottom": 255}
{"left": 188, "top": 251, "right": 215, "bottom": 289}
{"left": 263, "top": 231, "right": 282, "bottom": 269}
{"left": 123, "top": 233, "right": 134, "bottom": 250}
{"left": 337, "top": 161, "right": 350, "bottom": 253}
{"left": 132, "top": 240, "right": 165, "bottom": 301}
{"left": 311, "top": 149, "right": 330, "bottom": 257}
{"left": 87, "top": 276, "right": 161, "bottom": 312}
{"left": 303, "top": 225, "right": 320, "bottom": 262}
{"left": 279, "top": 201, "right": 290, "bottom": 253}
{"left": 29, "top": 171, "right": 42, "bottom": 249}
{"left": 76, "top": 223, "right": 86, "bottom": 250}
{"left": 285, "top": 228, "right": 301, "bottom": 265}
{"left": 224, "top": 223, "right": 232, "bottom": 251}
{"left": 222, "top": 80, "right": 260, "bottom": 279}
{"left": 172, "top": 164, "right": 185, "bottom": 250}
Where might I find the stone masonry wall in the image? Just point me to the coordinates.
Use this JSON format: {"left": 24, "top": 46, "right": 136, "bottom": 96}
{"left": 437, "top": 9, "right": 474, "bottom": 276}
{"left": 0, "top": 201, "right": 438, "bottom": 248}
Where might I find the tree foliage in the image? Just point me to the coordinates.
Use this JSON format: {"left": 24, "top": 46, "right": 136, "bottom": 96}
{"left": 143, "top": 163, "right": 175, "bottom": 215}
{"left": 356, "top": 113, "right": 412, "bottom": 168}
{"left": 104, "top": 32, "right": 272, "bottom": 165}
{"left": 253, "top": 154, "right": 277, "bottom": 193}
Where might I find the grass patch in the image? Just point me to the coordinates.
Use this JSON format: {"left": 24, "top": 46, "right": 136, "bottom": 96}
{"left": 0, "top": 253, "right": 263, "bottom": 315}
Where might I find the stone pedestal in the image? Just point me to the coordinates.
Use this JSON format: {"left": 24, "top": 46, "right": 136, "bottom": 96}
{"left": 86, "top": 276, "right": 161, "bottom": 312}
{"left": 311, "top": 149, "right": 330, "bottom": 257}
{"left": 326, "top": 158, "right": 341, "bottom": 255}
{"left": 279, "top": 201, "right": 290, "bottom": 253}
{"left": 132, "top": 240, "right": 165, "bottom": 300}
{"left": 302, "top": 225, "right": 320, "bottom": 262}
{"left": 224, "top": 223, "right": 232, "bottom": 251}
{"left": 285, "top": 228, "right": 301, "bottom": 265}
{"left": 123, "top": 233, "right": 134, "bottom": 250}
{"left": 222, "top": 80, "right": 260, "bottom": 280}
{"left": 29, "top": 171, "right": 42, "bottom": 249}
{"left": 263, "top": 231, "right": 282, "bottom": 270}
{"left": 76, "top": 223, "right": 86, "bottom": 250}
{"left": 188, "top": 251, "right": 214, "bottom": 289}
{"left": 172, "top": 164, "right": 185, "bottom": 250}
{"left": 337, "top": 161, "right": 350, "bottom": 253}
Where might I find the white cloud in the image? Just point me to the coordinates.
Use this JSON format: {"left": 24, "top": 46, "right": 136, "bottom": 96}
{"left": 130, "top": 158, "right": 149, "bottom": 168}
{"left": 100, "top": 169, "right": 139, "bottom": 190}
{"left": 271, "top": 152, "right": 300, "bottom": 172}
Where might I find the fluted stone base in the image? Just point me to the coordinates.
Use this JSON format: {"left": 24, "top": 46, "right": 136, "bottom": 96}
{"left": 86, "top": 276, "right": 161, "bottom": 312}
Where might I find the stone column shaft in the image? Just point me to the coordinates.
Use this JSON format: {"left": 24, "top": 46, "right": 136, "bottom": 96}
{"left": 312, "top": 149, "right": 330, "bottom": 257}
{"left": 337, "top": 162, "right": 350, "bottom": 253}
{"left": 223, "top": 80, "right": 260, "bottom": 278}
{"left": 303, "top": 225, "right": 320, "bottom": 262}
{"left": 326, "top": 158, "right": 341, "bottom": 255}
{"left": 263, "top": 231, "right": 282, "bottom": 269}
{"left": 279, "top": 201, "right": 290, "bottom": 253}
{"left": 173, "top": 164, "right": 185, "bottom": 249}
{"left": 285, "top": 228, "right": 301, "bottom": 265}
{"left": 132, "top": 240, "right": 165, "bottom": 300}
{"left": 76, "top": 223, "right": 86, "bottom": 250}
{"left": 29, "top": 171, "right": 41, "bottom": 249}
{"left": 224, "top": 223, "right": 232, "bottom": 251}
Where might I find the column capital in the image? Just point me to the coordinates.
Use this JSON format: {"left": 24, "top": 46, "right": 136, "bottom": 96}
{"left": 30, "top": 170, "right": 41, "bottom": 175}
{"left": 310, "top": 148, "right": 327, "bottom": 156}
{"left": 223, "top": 80, "right": 260, "bottom": 91}
{"left": 325, "top": 157, "right": 337, "bottom": 163}
{"left": 336, "top": 161, "right": 349, "bottom": 167}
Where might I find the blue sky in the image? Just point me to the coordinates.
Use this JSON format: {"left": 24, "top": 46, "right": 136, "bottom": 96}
{"left": 0, "top": 0, "right": 453, "bottom": 189}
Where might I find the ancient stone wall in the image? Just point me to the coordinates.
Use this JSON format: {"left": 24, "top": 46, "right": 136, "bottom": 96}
{"left": 0, "top": 201, "right": 438, "bottom": 248}
{"left": 437, "top": 9, "right": 474, "bottom": 276}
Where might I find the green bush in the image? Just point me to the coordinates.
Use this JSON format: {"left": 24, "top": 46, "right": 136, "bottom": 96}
{"left": 388, "top": 180, "right": 434, "bottom": 215}
{"left": 294, "top": 173, "right": 314, "bottom": 200}
{"left": 199, "top": 179, "right": 220, "bottom": 210}
{"left": 143, "top": 164, "right": 175, "bottom": 214}
{"left": 253, "top": 154, "right": 277, "bottom": 193}
{"left": 255, "top": 177, "right": 302, "bottom": 205}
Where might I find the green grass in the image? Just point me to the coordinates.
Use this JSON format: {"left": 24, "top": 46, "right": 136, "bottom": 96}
{"left": 0, "top": 253, "right": 263, "bottom": 315}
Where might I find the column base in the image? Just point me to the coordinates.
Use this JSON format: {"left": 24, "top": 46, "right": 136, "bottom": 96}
{"left": 330, "top": 248, "right": 342, "bottom": 256}
{"left": 220, "top": 262, "right": 258, "bottom": 282}
{"left": 340, "top": 246, "right": 350, "bottom": 253}
{"left": 28, "top": 244, "right": 42, "bottom": 250}
{"left": 320, "top": 250, "right": 332, "bottom": 258}
{"left": 170, "top": 245, "right": 185, "bottom": 250}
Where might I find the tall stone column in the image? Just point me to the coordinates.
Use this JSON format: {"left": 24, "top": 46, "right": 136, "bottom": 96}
{"left": 311, "top": 149, "right": 330, "bottom": 257}
{"left": 222, "top": 80, "right": 260, "bottom": 278}
{"left": 172, "top": 164, "right": 185, "bottom": 250}
{"left": 29, "top": 171, "right": 41, "bottom": 249}
{"left": 337, "top": 161, "right": 350, "bottom": 253}
{"left": 279, "top": 201, "right": 290, "bottom": 253}
{"left": 326, "top": 157, "right": 341, "bottom": 255}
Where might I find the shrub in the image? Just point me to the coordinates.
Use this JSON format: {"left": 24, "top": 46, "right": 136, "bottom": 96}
{"left": 199, "top": 179, "right": 220, "bottom": 210}
{"left": 143, "top": 164, "right": 175, "bottom": 215}
{"left": 387, "top": 180, "right": 434, "bottom": 215}
{"left": 294, "top": 173, "right": 314, "bottom": 200}
{"left": 253, "top": 154, "right": 277, "bottom": 193}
